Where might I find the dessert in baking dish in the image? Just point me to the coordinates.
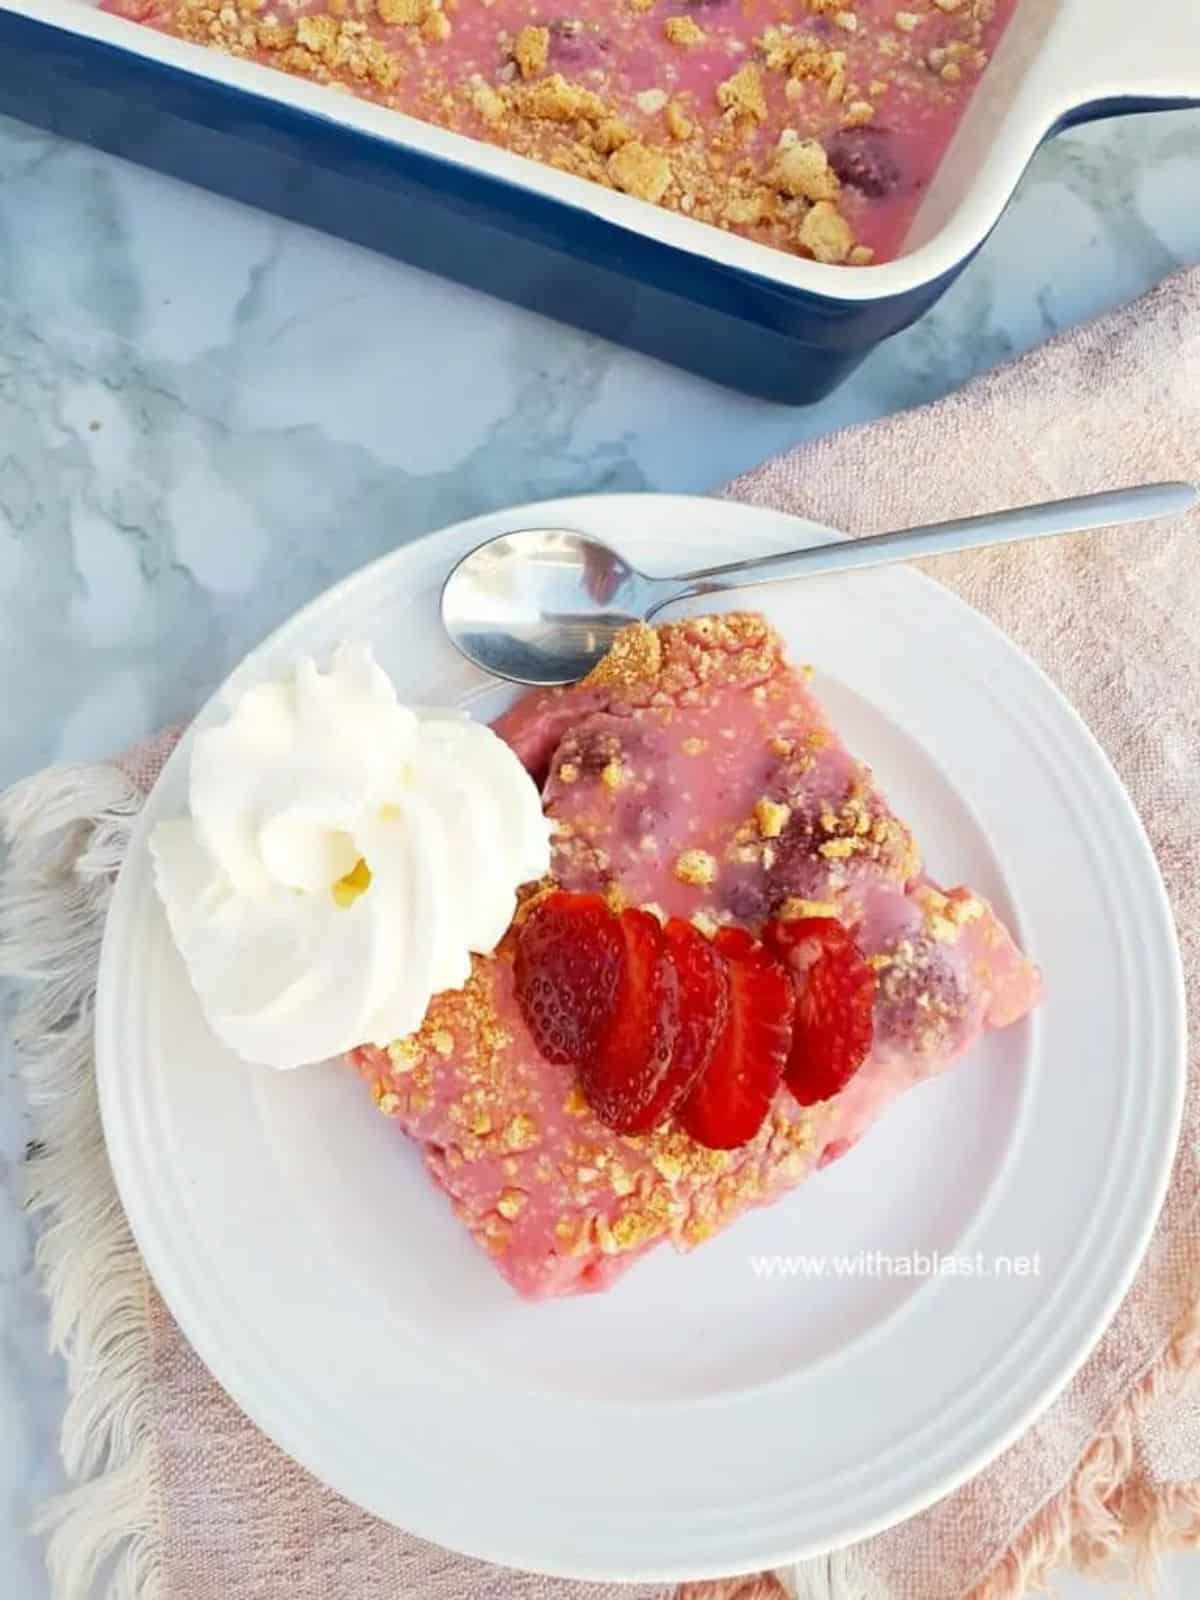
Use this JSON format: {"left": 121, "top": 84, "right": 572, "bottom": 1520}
{"left": 350, "top": 614, "right": 1040, "bottom": 1298}
{"left": 104, "top": 0, "right": 1017, "bottom": 265}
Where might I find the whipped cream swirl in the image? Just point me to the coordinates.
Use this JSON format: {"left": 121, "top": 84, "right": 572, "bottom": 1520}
{"left": 151, "top": 644, "right": 552, "bottom": 1069}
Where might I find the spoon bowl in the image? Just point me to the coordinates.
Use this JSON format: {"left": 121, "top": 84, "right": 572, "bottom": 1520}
{"left": 440, "top": 528, "right": 662, "bottom": 685}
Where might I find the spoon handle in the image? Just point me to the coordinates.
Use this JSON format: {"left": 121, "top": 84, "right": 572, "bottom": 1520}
{"left": 659, "top": 482, "right": 1198, "bottom": 604}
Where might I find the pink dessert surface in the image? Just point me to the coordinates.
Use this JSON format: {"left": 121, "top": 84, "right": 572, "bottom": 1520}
{"left": 102, "top": 0, "right": 1017, "bottom": 266}
{"left": 350, "top": 613, "right": 1040, "bottom": 1300}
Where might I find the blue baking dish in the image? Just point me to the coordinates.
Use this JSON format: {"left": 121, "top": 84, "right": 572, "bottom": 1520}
{"left": 1, "top": 0, "right": 1196, "bottom": 401}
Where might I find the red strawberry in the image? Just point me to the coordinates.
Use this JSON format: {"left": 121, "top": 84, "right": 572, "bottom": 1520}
{"left": 578, "top": 907, "right": 680, "bottom": 1134}
{"left": 513, "top": 892, "right": 623, "bottom": 1066}
{"left": 678, "top": 927, "right": 794, "bottom": 1150}
{"left": 764, "top": 917, "right": 875, "bottom": 1106}
{"left": 622, "top": 917, "right": 728, "bottom": 1131}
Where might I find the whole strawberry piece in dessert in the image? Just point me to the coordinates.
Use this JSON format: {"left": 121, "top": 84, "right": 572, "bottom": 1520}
{"left": 578, "top": 907, "right": 680, "bottom": 1134}
{"left": 678, "top": 927, "right": 795, "bottom": 1150}
{"left": 513, "top": 892, "right": 623, "bottom": 1066}
{"left": 827, "top": 128, "right": 903, "bottom": 198}
{"left": 765, "top": 917, "right": 875, "bottom": 1106}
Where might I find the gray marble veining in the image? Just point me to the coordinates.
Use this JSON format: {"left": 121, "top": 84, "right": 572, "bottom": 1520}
{"left": 1, "top": 102, "right": 1198, "bottom": 1600}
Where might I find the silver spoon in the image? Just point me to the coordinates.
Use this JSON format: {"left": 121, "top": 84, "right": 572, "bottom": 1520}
{"left": 442, "top": 482, "right": 1198, "bottom": 685}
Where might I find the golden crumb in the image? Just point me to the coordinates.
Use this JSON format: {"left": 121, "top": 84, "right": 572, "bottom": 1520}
{"left": 377, "top": 0, "right": 426, "bottom": 23}
{"left": 652, "top": 1147, "right": 685, "bottom": 1183}
{"left": 950, "top": 895, "right": 985, "bottom": 925}
{"left": 470, "top": 79, "right": 505, "bottom": 123}
{"left": 431, "top": 1029, "right": 455, "bottom": 1056}
{"left": 819, "top": 836, "right": 860, "bottom": 859}
{"left": 503, "top": 1113, "right": 540, "bottom": 1152}
{"left": 582, "top": 622, "right": 662, "bottom": 689}
{"left": 674, "top": 848, "right": 718, "bottom": 886}
{"left": 779, "top": 897, "right": 840, "bottom": 919}
{"left": 600, "top": 759, "right": 626, "bottom": 790}
{"left": 496, "top": 1187, "right": 527, "bottom": 1220}
{"left": 593, "top": 117, "right": 633, "bottom": 155}
{"left": 608, "top": 140, "right": 673, "bottom": 203}
{"left": 610, "top": 1162, "right": 636, "bottom": 1197}
{"left": 681, "top": 736, "right": 708, "bottom": 755}
{"left": 422, "top": 9, "right": 450, "bottom": 41}
{"left": 256, "top": 17, "right": 294, "bottom": 47}
{"left": 842, "top": 98, "right": 876, "bottom": 126}
{"left": 665, "top": 100, "right": 694, "bottom": 141}
{"left": 798, "top": 200, "right": 855, "bottom": 263}
{"left": 387, "top": 1036, "right": 423, "bottom": 1073}
{"left": 563, "top": 1084, "right": 590, "bottom": 1117}
{"left": 517, "top": 73, "right": 606, "bottom": 123}
{"left": 664, "top": 14, "right": 705, "bottom": 45}
{"left": 512, "top": 23, "right": 549, "bottom": 79}
{"left": 723, "top": 192, "right": 768, "bottom": 227}
{"left": 481, "top": 1215, "right": 511, "bottom": 1255}
{"left": 754, "top": 797, "right": 792, "bottom": 838}
{"left": 717, "top": 63, "right": 767, "bottom": 123}
{"left": 772, "top": 137, "right": 840, "bottom": 201}
{"left": 296, "top": 13, "right": 336, "bottom": 50}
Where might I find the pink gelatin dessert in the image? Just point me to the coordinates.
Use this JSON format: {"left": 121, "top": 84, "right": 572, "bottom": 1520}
{"left": 103, "top": 0, "right": 1017, "bottom": 266}
{"left": 350, "top": 613, "right": 1040, "bottom": 1299}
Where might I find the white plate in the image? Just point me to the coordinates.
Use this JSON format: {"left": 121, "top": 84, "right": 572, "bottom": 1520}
{"left": 97, "top": 494, "right": 1186, "bottom": 1582}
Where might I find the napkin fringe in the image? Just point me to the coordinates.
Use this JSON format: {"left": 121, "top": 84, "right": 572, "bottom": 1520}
{"left": 972, "top": 1277, "right": 1200, "bottom": 1600}
{"left": 1, "top": 762, "right": 163, "bottom": 1600}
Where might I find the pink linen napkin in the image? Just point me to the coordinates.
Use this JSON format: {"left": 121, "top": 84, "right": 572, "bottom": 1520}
{"left": 3, "top": 267, "right": 1199, "bottom": 1600}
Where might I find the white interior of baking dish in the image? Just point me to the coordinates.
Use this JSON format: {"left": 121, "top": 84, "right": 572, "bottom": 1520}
{"left": 9, "top": 0, "right": 1200, "bottom": 300}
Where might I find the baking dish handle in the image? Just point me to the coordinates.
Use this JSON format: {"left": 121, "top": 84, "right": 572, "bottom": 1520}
{"left": 1039, "top": 0, "right": 1200, "bottom": 122}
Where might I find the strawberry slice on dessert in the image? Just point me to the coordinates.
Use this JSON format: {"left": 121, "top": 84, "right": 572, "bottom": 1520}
{"left": 512, "top": 891, "right": 621, "bottom": 1067}
{"left": 765, "top": 916, "right": 876, "bottom": 1106}
{"left": 574, "top": 906, "right": 679, "bottom": 1135}
{"left": 653, "top": 916, "right": 728, "bottom": 1124}
{"left": 677, "top": 927, "right": 795, "bottom": 1151}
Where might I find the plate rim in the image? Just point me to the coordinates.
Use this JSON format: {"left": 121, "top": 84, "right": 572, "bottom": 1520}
{"left": 96, "top": 491, "right": 1188, "bottom": 1580}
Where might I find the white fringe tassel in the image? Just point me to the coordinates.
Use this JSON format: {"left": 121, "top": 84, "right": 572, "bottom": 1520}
{"left": 1, "top": 764, "right": 163, "bottom": 1600}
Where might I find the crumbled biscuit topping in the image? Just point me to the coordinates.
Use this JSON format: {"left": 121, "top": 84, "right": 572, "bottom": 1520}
{"left": 125, "top": 0, "right": 1013, "bottom": 269}
{"left": 664, "top": 14, "right": 705, "bottom": 47}
{"left": 608, "top": 139, "right": 673, "bottom": 203}
{"left": 674, "top": 849, "right": 718, "bottom": 886}
{"left": 511, "top": 23, "right": 548, "bottom": 79}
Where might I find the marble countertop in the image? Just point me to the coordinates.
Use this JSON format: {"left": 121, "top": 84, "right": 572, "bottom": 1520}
{"left": 2, "top": 102, "right": 1199, "bottom": 1600}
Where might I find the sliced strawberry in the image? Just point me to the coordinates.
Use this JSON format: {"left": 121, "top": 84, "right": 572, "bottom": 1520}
{"left": 678, "top": 927, "right": 794, "bottom": 1150}
{"left": 513, "top": 891, "right": 623, "bottom": 1066}
{"left": 623, "top": 917, "right": 728, "bottom": 1131}
{"left": 579, "top": 908, "right": 679, "bottom": 1134}
{"left": 764, "top": 917, "right": 875, "bottom": 1106}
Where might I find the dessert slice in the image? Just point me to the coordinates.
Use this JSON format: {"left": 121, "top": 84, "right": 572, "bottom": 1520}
{"left": 351, "top": 614, "right": 1040, "bottom": 1298}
